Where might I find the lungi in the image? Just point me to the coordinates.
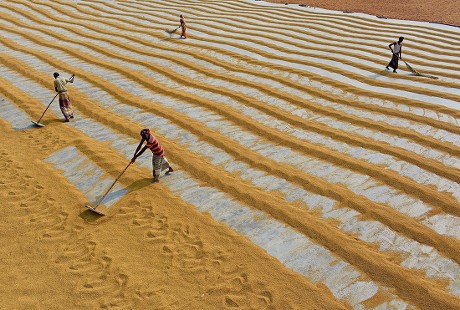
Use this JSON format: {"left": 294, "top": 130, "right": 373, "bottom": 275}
{"left": 58, "top": 92, "right": 73, "bottom": 120}
{"left": 152, "top": 156, "right": 171, "bottom": 177}
{"left": 388, "top": 54, "right": 399, "bottom": 70}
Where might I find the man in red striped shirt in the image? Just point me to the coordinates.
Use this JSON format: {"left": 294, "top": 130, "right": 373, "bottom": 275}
{"left": 130, "top": 129, "right": 174, "bottom": 182}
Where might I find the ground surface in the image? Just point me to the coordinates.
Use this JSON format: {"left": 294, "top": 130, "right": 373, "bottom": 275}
{"left": 1, "top": 0, "right": 460, "bottom": 309}
{"left": 267, "top": 0, "right": 460, "bottom": 26}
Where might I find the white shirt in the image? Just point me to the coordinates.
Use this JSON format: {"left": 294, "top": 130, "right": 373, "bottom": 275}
{"left": 54, "top": 76, "right": 69, "bottom": 93}
{"left": 393, "top": 42, "right": 402, "bottom": 54}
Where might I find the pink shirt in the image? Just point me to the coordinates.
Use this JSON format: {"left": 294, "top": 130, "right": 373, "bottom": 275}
{"left": 146, "top": 135, "right": 164, "bottom": 157}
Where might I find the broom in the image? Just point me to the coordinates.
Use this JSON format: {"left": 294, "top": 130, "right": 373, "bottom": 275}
{"left": 400, "top": 58, "right": 438, "bottom": 79}
{"left": 165, "top": 26, "right": 180, "bottom": 35}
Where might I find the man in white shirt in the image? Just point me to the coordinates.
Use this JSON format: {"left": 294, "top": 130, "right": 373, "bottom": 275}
{"left": 386, "top": 37, "right": 404, "bottom": 73}
{"left": 53, "top": 72, "right": 74, "bottom": 122}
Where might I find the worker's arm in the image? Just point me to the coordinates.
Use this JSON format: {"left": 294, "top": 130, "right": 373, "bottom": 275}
{"left": 133, "top": 138, "right": 145, "bottom": 156}
{"left": 64, "top": 75, "right": 75, "bottom": 85}
{"left": 388, "top": 42, "right": 395, "bottom": 53}
{"left": 131, "top": 143, "right": 148, "bottom": 163}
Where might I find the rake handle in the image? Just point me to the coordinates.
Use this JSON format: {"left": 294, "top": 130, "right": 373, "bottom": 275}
{"left": 93, "top": 162, "right": 131, "bottom": 209}
{"left": 36, "top": 93, "right": 59, "bottom": 123}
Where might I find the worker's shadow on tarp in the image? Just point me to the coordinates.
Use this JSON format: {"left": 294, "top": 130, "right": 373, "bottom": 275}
{"left": 368, "top": 70, "right": 390, "bottom": 79}
{"left": 162, "top": 29, "right": 187, "bottom": 41}
{"left": 22, "top": 124, "right": 37, "bottom": 130}
{"left": 161, "top": 36, "right": 184, "bottom": 41}
{"left": 79, "top": 177, "right": 153, "bottom": 222}
{"left": 29, "top": 118, "right": 72, "bottom": 128}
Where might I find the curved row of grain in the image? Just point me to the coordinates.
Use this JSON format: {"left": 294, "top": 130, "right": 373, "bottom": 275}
{"left": 1, "top": 0, "right": 459, "bottom": 308}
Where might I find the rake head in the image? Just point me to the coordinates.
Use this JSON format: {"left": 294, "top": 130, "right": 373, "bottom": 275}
{"left": 84, "top": 205, "right": 105, "bottom": 216}
{"left": 165, "top": 27, "right": 179, "bottom": 34}
{"left": 31, "top": 121, "right": 45, "bottom": 127}
{"left": 402, "top": 60, "right": 438, "bottom": 79}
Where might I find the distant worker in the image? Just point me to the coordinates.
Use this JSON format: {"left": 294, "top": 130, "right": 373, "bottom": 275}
{"left": 386, "top": 37, "right": 404, "bottom": 73}
{"left": 53, "top": 72, "right": 74, "bottom": 122}
{"left": 179, "top": 14, "right": 187, "bottom": 39}
{"left": 130, "top": 128, "right": 174, "bottom": 183}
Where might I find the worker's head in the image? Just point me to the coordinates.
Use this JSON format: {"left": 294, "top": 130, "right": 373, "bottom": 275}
{"left": 140, "top": 128, "right": 150, "bottom": 138}
{"left": 398, "top": 37, "right": 404, "bottom": 43}
{"left": 53, "top": 72, "right": 59, "bottom": 78}
{"left": 180, "top": 14, "right": 183, "bottom": 18}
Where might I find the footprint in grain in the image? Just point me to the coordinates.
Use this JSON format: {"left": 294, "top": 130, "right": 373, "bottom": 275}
{"left": 41, "top": 211, "right": 69, "bottom": 240}
{"left": 254, "top": 291, "right": 273, "bottom": 308}
{"left": 116, "top": 274, "right": 129, "bottom": 287}
{"left": 225, "top": 296, "right": 240, "bottom": 308}
{"left": 101, "top": 255, "right": 112, "bottom": 268}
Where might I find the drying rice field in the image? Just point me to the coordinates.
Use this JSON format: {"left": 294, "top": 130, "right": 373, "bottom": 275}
{"left": 1, "top": 0, "right": 460, "bottom": 308}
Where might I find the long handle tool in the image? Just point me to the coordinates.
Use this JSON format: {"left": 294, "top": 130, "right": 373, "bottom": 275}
{"left": 85, "top": 162, "right": 131, "bottom": 215}
{"left": 165, "top": 26, "right": 180, "bottom": 35}
{"left": 31, "top": 93, "right": 59, "bottom": 127}
{"left": 401, "top": 59, "right": 438, "bottom": 79}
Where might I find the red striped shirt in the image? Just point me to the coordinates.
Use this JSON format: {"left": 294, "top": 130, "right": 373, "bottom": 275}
{"left": 146, "top": 134, "right": 164, "bottom": 157}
